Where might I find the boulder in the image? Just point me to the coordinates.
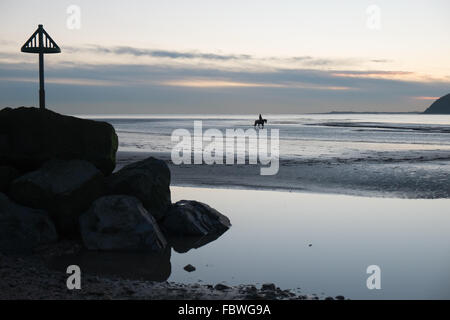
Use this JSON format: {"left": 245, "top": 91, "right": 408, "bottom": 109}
{"left": 10, "top": 159, "right": 105, "bottom": 237}
{"left": 106, "top": 157, "right": 171, "bottom": 220}
{"left": 0, "top": 193, "right": 57, "bottom": 253}
{"left": 423, "top": 93, "right": 450, "bottom": 114}
{"left": 162, "top": 200, "right": 231, "bottom": 236}
{"left": 0, "top": 165, "right": 20, "bottom": 192}
{"left": 79, "top": 195, "right": 167, "bottom": 251}
{"left": 0, "top": 107, "right": 118, "bottom": 175}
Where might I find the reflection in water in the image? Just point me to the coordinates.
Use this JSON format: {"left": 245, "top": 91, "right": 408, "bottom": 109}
{"left": 47, "top": 231, "right": 228, "bottom": 282}
{"left": 168, "top": 233, "right": 226, "bottom": 254}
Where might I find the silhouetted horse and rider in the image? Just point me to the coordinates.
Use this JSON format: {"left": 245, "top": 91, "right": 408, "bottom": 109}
{"left": 254, "top": 114, "right": 267, "bottom": 128}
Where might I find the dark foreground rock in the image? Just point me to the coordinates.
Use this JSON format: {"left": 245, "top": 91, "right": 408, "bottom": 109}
{"left": 106, "top": 157, "right": 171, "bottom": 220}
{"left": 0, "top": 193, "right": 57, "bottom": 253}
{"left": 162, "top": 200, "right": 231, "bottom": 236}
{"left": 0, "top": 166, "right": 20, "bottom": 192}
{"left": 10, "top": 159, "right": 104, "bottom": 237}
{"left": 0, "top": 107, "right": 118, "bottom": 175}
{"left": 80, "top": 195, "right": 167, "bottom": 251}
{"left": 423, "top": 93, "right": 450, "bottom": 114}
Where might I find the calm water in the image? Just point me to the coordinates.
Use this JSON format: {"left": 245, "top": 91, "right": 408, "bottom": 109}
{"left": 169, "top": 186, "right": 450, "bottom": 300}
{"left": 51, "top": 186, "right": 450, "bottom": 300}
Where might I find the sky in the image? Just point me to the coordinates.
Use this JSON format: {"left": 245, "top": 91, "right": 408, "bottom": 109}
{"left": 0, "top": 0, "right": 449, "bottom": 114}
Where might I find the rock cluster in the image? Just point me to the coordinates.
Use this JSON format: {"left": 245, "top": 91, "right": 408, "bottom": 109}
{"left": 0, "top": 107, "right": 231, "bottom": 254}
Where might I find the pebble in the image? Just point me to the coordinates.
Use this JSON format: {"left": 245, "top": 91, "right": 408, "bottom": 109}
{"left": 183, "top": 264, "right": 196, "bottom": 272}
{"left": 214, "top": 283, "right": 230, "bottom": 291}
{"left": 261, "top": 283, "right": 276, "bottom": 291}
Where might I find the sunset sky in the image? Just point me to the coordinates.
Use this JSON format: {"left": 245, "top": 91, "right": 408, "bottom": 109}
{"left": 0, "top": 0, "right": 449, "bottom": 114}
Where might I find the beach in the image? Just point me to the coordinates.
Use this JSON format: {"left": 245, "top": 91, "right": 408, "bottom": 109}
{"left": 110, "top": 113, "right": 450, "bottom": 199}
{"left": 110, "top": 114, "right": 450, "bottom": 299}
{"left": 1, "top": 113, "right": 449, "bottom": 300}
{"left": 5, "top": 186, "right": 447, "bottom": 300}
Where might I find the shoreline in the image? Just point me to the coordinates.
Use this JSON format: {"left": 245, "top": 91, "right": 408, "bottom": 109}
{"left": 117, "top": 151, "right": 450, "bottom": 199}
{"left": 0, "top": 242, "right": 332, "bottom": 300}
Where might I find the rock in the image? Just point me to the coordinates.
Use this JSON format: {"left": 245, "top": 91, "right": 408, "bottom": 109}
{"left": 423, "top": 93, "right": 450, "bottom": 114}
{"left": 10, "top": 159, "right": 105, "bottom": 237}
{"left": 325, "top": 296, "right": 334, "bottom": 300}
{"left": 0, "top": 166, "right": 20, "bottom": 192}
{"left": 79, "top": 195, "right": 167, "bottom": 251}
{"left": 335, "top": 295, "right": 345, "bottom": 300}
{"left": 263, "top": 291, "right": 277, "bottom": 299}
{"left": 106, "top": 157, "right": 171, "bottom": 220}
{"left": 0, "top": 107, "right": 118, "bottom": 175}
{"left": 184, "top": 264, "right": 196, "bottom": 272}
{"left": 261, "top": 283, "right": 276, "bottom": 291}
{"left": 214, "top": 283, "right": 230, "bottom": 291}
{"left": 0, "top": 193, "right": 57, "bottom": 253}
{"left": 162, "top": 200, "right": 231, "bottom": 236}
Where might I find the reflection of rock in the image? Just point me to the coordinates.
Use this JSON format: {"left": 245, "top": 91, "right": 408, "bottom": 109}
{"left": 106, "top": 157, "right": 171, "bottom": 220}
{"left": 80, "top": 195, "right": 167, "bottom": 251}
{"left": 10, "top": 159, "right": 105, "bottom": 237}
{"left": 162, "top": 200, "right": 231, "bottom": 236}
{"left": 48, "top": 246, "right": 171, "bottom": 282}
{"left": 0, "top": 107, "right": 118, "bottom": 175}
{"left": 0, "top": 193, "right": 57, "bottom": 253}
{"left": 167, "top": 232, "right": 227, "bottom": 254}
{"left": 0, "top": 166, "right": 20, "bottom": 192}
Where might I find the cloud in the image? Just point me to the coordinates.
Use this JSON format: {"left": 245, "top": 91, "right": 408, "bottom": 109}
{"left": 62, "top": 45, "right": 389, "bottom": 71}
{"left": 413, "top": 96, "right": 440, "bottom": 100}
{"left": 0, "top": 76, "right": 122, "bottom": 87}
{"left": 371, "top": 59, "right": 392, "bottom": 63}
{"left": 330, "top": 70, "right": 424, "bottom": 81}
{"left": 160, "top": 78, "right": 351, "bottom": 90}
{"left": 65, "top": 45, "right": 253, "bottom": 61}
{"left": 0, "top": 59, "right": 448, "bottom": 114}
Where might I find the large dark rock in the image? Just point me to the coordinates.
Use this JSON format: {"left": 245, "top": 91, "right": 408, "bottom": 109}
{"left": 0, "top": 166, "right": 20, "bottom": 192}
{"left": 162, "top": 200, "right": 231, "bottom": 236}
{"left": 0, "top": 107, "right": 118, "bottom": 175}
{"left": 106, "top": 157, "right": 171, "bottom": 220}
{"left": 424, "top": 94, "right": 450, "bottom": 114}
{"left": 0, "top": 193, "right": 57, "bottom": 253}
{"left": 79, "top": 195, "right": 167, "bottom": 251}
{"left": 10, "top": 159, "right": 105, "bottom": 237}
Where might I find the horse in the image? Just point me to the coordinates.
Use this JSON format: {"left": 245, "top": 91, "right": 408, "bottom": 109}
{"left": 254, "top": 118, "right": 267, "bottom": 128}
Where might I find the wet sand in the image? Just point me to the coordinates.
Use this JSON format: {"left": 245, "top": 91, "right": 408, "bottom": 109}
{"left": 117, "top": 151, "right": 450, "bottom": 199}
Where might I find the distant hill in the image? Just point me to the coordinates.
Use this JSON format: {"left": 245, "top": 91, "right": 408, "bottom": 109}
{"left": 326, "top": 111, "right": 420, "bottom": 114}
{"left": 423, "top": 94, "right": 450, "bottom": 114}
